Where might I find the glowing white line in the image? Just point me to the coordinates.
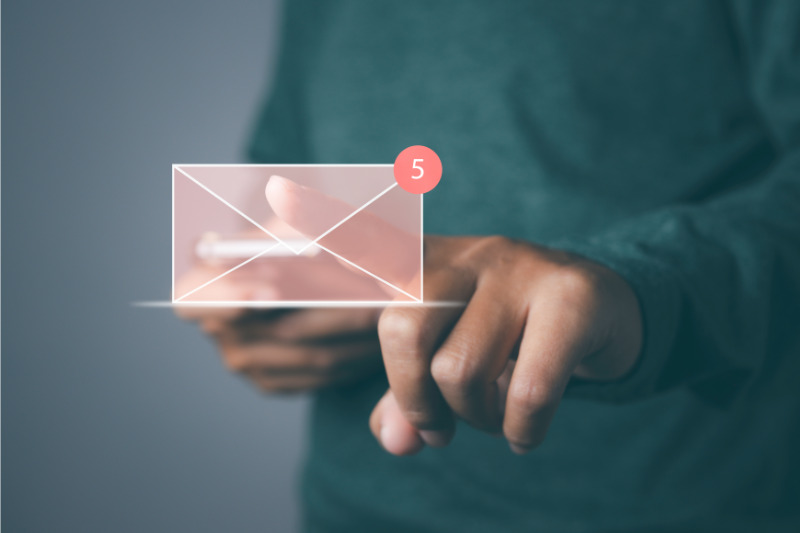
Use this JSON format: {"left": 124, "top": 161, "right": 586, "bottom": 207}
{"left": 172, "top": 166, "right": 175, "bottom": 302}
{"left": 174, "top": 164, "right": 394, "bottom": 168}
{"left": 420, "top": 194, "right": 424, "bottom": 303}
{"left": 134, "top": 300, "right": 465, "bottom": 308}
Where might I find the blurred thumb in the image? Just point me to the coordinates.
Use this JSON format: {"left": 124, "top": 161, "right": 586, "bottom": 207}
{"left": 265, "top": 175, "right": 420, "bottom": 290}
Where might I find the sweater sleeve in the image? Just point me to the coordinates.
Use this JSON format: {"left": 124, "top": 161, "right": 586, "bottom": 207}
{"left": 560, "top": 0, "right": 800, "bottom": 405}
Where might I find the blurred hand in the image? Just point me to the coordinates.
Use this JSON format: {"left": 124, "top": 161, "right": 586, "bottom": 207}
{"left": 177, "top": 298, "right": 383, "bottom": 393}
{"left": 210, "top": 307, "right": 382, "bottom": 393}
{"left": 173, "top": 216, "right": 385, "bottom": 393}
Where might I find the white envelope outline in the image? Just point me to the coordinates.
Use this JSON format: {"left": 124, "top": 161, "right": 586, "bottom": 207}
{"left": 172, "top": 165, "right": 423, "bottom": 305}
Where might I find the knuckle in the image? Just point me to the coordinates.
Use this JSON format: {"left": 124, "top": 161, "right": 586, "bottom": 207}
{"left": 378, "top": 310, "right": 425, "bottom": 347}
{"left": 309, "top": 349, "right": 339, "bottom": 375}
{"left": 431, "top": 352, "right": 482, "bottom": 391}
{"left": 402, "top": 408, "right": 441, "bottom": 430}
{"left": 270, "top": 317, "right": 303, "bottom": 341}
{"left": 221, "top": 347, "right": 249, "bottom": 372}
{"left": 465, "top": 236, "right": 542, "bottom": 280}
{"left": 463, "top": 235, "right": 514, "bottom": 265}
{"left": 508, "top": 382, "right": 559, "bottom": 414}
{"left": 550, "top": 266, "right": 599, "bottom": 303}
{"left": 200, "top": 320, "right": 226, "bottom": 335}
{"left": 200, "top": 320, "right": 216, "bottom": 334}
{"left": 272, "top": 326, "right": 299, "bottom": 342}
{"left": 480, "top": 235, "right": 514, "bottom": 252}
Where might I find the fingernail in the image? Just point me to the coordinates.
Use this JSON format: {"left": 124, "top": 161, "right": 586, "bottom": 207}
{"left": 265, "top": 175, "right": 287, "bottom": 195}
{"left": 380, "top": 424, "right": 403, "bottom": 454}
{"left": 265, "top": 175, "right": 297, "bottom": 202}
{"left": 509, "top": 443, "right": 531, "bottom": 455}
{"left": 380, "top": 424, "right": 391, "bottom": 449}
{"left": 419, "top": 429, "right": 452, "bottom": 448}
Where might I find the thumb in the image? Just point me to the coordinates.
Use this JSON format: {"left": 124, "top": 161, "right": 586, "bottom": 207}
{"left": 265, "top": 175, "right": 420, "bottom": 290}
{"left": 369, "top": 389, "right": 424, "bottom": 456}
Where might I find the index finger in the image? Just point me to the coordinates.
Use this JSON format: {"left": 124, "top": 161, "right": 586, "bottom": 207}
{"left": 377, "top": 268, "right": 473, "bottom": 441}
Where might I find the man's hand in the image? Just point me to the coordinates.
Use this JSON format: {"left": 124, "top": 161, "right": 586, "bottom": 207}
{"left": 370, "top": 236, "right": 643, "bottom": 455}
{"left": 175, "top": 266, "right": 384, "bottom": 393}
{"left": 208, "top": 308, "right": 382, "bottom": 393}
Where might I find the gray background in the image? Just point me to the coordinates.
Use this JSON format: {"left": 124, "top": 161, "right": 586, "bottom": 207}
{"left": 3, "top": 1, "right": 309, "bottom": 531}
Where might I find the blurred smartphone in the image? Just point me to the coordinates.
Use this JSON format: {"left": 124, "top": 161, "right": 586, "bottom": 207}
{"left": 195, "top": 232, "right": 319, "bottom": 262}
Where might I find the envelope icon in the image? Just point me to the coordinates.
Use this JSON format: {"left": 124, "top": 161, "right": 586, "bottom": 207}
{"left": 172, "top": 165, "right": 422, "bottom": 305}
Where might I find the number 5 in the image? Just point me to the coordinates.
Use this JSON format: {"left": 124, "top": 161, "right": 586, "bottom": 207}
{"left": 411, "top": 159, "right": 424, "bottom": 180}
